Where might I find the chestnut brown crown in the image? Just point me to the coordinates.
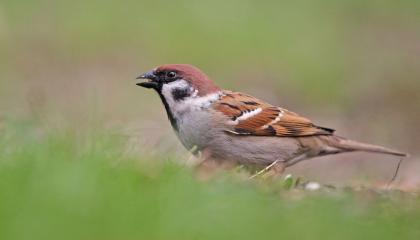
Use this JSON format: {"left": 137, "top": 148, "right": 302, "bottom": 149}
{"left": 137, "top": 64, "right": 220, "bottom": 96}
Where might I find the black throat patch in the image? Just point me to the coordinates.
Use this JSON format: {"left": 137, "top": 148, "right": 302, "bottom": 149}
{"left": 154, "top": 83, "right": 179, "bottom": 132}
{"left": 157, "top": 91, "right": 179, "bottom": 132}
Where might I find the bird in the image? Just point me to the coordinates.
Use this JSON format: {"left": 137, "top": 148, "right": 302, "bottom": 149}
{"left": 136, "top": 64, "right": 407, "bottom": 177}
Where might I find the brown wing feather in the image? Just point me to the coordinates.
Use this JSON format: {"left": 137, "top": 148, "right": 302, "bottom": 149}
{"left": 214, "top": 91, "right": 334, "bottom": 137}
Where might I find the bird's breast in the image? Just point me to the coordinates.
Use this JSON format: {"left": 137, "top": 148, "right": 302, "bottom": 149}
{"left": 174, "top": 109, "right": 217, "bottom": 152}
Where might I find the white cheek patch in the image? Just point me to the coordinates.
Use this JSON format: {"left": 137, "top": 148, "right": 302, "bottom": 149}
{"left": 161, "top": 79, "right": 221, "bottom": 116}
{"left": 183, "top": 92, "right": 221, "bottom": 109}
{"left": 161, "top": 80, "right": 190, "bottom": 107}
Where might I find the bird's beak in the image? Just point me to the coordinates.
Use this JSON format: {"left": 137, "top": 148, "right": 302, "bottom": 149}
{"left": 136, "top": 70, "right": 159, "bottom": 89}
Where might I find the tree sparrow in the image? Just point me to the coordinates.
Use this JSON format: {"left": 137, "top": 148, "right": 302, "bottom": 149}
{"left": 136, "top": 64, "right": 407, "bottom": 176}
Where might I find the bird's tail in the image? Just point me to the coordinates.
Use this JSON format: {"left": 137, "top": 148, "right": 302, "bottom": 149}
{"left": 325, "top": 136, "right": 408, "bottom": 157}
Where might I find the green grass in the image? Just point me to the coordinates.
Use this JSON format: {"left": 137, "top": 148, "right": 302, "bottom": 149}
{"left": 0, "top": 120, "right": 419, "bottom": 240}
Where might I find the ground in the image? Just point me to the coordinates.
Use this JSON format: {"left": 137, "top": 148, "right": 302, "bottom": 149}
{"left": 0, "top": 121, "right": 419, "bottom": 240}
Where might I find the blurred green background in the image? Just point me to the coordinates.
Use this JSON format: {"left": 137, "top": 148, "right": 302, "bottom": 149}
{"left": 0, "top": 0, "right": 420, "bottom": 239}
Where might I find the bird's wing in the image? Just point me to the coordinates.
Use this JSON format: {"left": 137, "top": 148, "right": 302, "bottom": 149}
{"left": 214, "top": 91, "right": 335, "bottom": 137}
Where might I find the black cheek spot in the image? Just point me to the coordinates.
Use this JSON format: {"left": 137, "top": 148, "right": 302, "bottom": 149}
{"left": 172, "top": 88, "right": 191, "bottom": 101}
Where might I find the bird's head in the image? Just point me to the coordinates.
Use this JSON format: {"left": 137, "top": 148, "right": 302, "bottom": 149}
{"left": 136, "top": 64, "right": 220, "bottom": 97}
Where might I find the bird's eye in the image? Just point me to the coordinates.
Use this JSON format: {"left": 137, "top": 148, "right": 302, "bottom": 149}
{"left": 166, "top": 71, "right": 176, "bottom": 78}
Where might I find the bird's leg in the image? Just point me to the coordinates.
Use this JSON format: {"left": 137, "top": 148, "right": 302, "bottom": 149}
{"left": 261, "top": 161, "right": 286, "bottom": 179}
{"left": 194, "top": 148, "right": 236, "bottom": 180}
{"left": 249, "top": 152, "right": 310, "bottom": 180}
{"left": 195, "top": 157, "right": 220, "bottom": 180}
{"left": 249, "top": 159, "right": 286, "bottom": 179}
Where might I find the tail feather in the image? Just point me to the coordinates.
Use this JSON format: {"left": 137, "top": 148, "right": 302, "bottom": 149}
{"left": 326, "top": 136, "right": 408, "bottom": 157}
